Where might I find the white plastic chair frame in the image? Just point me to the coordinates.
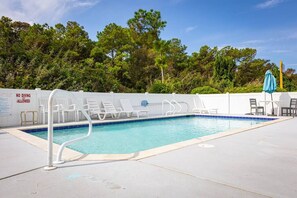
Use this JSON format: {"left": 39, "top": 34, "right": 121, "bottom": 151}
{"left": 57, "top": 99, "right": 79, "bottom": 122}
{"left": 119, "top": 99, "right": 149, "bottom": 118}
{"left": 102, "top": 100, "right": 127, "bottom": 118}
{"left": 39, "top": 98, "right": 61, "bottom": 124}
{"left": 84, "top": 98, "right": 108, "bottom": 120}
{"left": 193, "top": 97, "right": 218, "bottom": 114}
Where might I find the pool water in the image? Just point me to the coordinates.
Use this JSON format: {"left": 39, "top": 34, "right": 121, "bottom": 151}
{"left": 30, "top": 116, "right": 270, "bottom": 154}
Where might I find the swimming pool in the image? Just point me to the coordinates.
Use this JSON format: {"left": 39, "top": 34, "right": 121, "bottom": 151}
{"left": 24, "top": 115, "right": 274, "bottom": 154}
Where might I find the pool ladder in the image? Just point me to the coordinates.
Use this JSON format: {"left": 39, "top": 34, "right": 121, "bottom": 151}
{"left": 162, "top": 99, "right": 183, "bottom": 116}
{"left": 44, "top": 89, "right": 93, "bottom": 170}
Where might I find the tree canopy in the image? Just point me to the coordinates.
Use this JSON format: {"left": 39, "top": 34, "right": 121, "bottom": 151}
{"left": 0, "top": 9, "right": 296, "bottom": 93}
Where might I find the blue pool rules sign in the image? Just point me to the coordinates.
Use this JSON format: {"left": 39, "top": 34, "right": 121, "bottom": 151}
{"left": 0, "top": 93, "right": 12, "bottom": 116}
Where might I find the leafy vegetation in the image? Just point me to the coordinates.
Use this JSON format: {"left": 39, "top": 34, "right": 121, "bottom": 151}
{"left": 1, "top": 9, "right": 297, "bottom": 93}
{"left": 149, "top": 80, "right": 173, "bottom": 93}
{"left": 191, "top": 86, "right": 221, "bottom": 94}
{"left": 225, "top": 86, "right": 263, "bottom": 93}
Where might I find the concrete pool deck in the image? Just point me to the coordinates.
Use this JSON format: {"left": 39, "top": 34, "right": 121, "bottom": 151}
{"left": 0, "top": 117, "right": 296, "bottom": 197}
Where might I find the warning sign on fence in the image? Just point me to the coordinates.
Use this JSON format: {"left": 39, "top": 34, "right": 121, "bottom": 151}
{"left": 16, "top": 93, "right": 31, "bottom": 103}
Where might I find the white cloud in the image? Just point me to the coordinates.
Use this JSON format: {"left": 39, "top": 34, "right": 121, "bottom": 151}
{"left": 72, "top": 1, "right": 98, "bottom": 8}
{"left": 0, "top": 0, "right": 99, "bottom": 24}
{"left": 185, "top": 26, "right": 197, "bottom": 33}
{"left": 286, "top": 32, "right": 297, "bottom": 40}
{"left": 271, "top": 49, "right": 291, "bottom": 53}
{"left": 256, "top": 0, "right": 284, "bottom": 9}
{"left": 241, "top": 40, "right": 266, "bottom": 44}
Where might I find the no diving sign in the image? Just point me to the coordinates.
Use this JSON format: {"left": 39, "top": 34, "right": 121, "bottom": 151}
{"left": 16, "top": 93, "right": 31, "bottom": 103}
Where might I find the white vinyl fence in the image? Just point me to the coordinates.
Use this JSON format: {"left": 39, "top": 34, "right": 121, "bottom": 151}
{"left": 0, "top": 88, "right": 296, "bottom": 127}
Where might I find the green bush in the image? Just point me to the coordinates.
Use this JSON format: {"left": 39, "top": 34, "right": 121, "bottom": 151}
{"left": 276, "top": 87, "right": 287, "bottom": 92}
{"left": 225, "top": 86, "right": 287, "bottom": 93}
{"left": 148, "top": 81, "right": 173, "bottom": 93}
{"left": 191, "top": 86, "right": 221, "bottom": 94}
{"left": 225, "top": 86, "right": 262, "bottom": 93}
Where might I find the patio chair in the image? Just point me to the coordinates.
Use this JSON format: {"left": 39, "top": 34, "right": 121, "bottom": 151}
{"left": 85, "top": 98, "right": 108, "bottom": 120}
{"left": 281, "top": 98, "right": 297, "bottom": 117}
{"left": 192, "top": 97, "right": 218, "bottom": 114}
{"left": 39, "top": 98, "right": 61, "bottom": 124}
{"left": 120, "top": 99, "right": 149, "bottom": 118}
{"left": 249, "top": 98, "right": 264, "bottom": 115}
{"left": 56, "top": 99, "right": 79, "bottom": 122}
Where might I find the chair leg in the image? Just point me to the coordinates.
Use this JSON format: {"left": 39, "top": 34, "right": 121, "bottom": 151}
{"left": 62, "top": 111, "right": 65, "bottom": 123}
{"left": 97, "top": 113, "right": 103, "bottom": 120}
{"left": 42, "top": 112, "right": 45, "bottom": 124}
{"left": 75, "top": 111, "right": 79, "bottom": 121}
{"left": 57, "top": 112, "right": 60, "bottom": 123}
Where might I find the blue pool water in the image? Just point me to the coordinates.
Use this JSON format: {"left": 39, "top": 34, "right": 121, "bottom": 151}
{"left": 27, "top": 116, "right": 272, "bottom": 154}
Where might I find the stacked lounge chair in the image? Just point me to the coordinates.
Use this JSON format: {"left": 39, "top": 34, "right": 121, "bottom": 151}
{"left": 120, "top": 99, "right": 149, "bottom": 118}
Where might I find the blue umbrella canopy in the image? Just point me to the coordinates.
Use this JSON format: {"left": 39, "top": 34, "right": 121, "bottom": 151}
{"left": 263, "top": 70, "right": 277, "bottom": 115}
{"left": 263, "top": 70, "right": 276, "bottom": 94}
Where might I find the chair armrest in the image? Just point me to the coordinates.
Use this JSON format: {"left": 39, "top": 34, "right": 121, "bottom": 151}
{"left": 69, "top": 104, "right": 76, "bottom": 110}
{"left": 83, "top": 104, "right": 89, "bottom": 110}
{"left": 53, "top": 104, "right": 60, "bottom": 111}
{"left": 39, "top": 105, "right": 45, "bottom": 112}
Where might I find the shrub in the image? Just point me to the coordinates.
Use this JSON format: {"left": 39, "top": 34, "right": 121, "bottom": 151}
{"left": 225, "top": 86, "right": 287, "bottom": 93}
{"left": 276, "top": 87, "right": 287, "bottom": 92}
{"left": 148, "top": 81, "right": 173, "bottom": 93}
{"left": 225, "top": 86, "right": 262, "bottom": 93}
{"left": 191, "top": 86, "right": 221, "bottom": 94}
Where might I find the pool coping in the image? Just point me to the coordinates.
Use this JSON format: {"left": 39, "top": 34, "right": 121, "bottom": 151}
{"left": 2, "top": 114, "right": 292, "bottom": 162}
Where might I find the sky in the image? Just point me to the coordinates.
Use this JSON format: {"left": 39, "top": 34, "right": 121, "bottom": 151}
{"left": 1, "top": 0, "right": 297, "bottom": 70}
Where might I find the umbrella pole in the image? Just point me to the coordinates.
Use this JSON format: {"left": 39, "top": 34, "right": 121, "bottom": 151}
{"left": 271, "top": 94, "right": 274, "bottom": 115}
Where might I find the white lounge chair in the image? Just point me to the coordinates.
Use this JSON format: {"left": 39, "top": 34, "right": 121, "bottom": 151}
{"left": 102, "top": 100, "right": 129, "bottom": 118}
{"left": 120, "top": 99, "right": 149, "bottom": 118}
{"left": 193, "top": 97, "right": 218, "bottom": 114}
{"left": 85, "top": 98, "right": 108, "bottom": 120}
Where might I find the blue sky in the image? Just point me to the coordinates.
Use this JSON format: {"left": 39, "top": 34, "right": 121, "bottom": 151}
{"left": 1, "top": 0, "right": 297, "bottom": 70}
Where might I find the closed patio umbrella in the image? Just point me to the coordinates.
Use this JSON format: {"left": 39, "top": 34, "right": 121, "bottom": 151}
{"left": 263, "top": 70, "right": 277, "bottom": 115}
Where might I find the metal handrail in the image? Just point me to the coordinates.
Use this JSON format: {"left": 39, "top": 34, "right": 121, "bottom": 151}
{"left": 44, "top": 89, "right": 92, "bottom": 170}
{"left": 170, "top": 99, "right": 182, "bottom": 113}
{"left": 178, "top": 101, "right": 190, "bottom": 112}
{"left": 162, "top": 99, "right": 175, "bottom": 115}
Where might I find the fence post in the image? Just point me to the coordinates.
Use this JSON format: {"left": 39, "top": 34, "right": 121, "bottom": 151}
{"left": 110, "top": 91, "right": 114, "bottom": 103}
{"left": 227, "top": 92, "right": 230, "bottom": 114}
{"left": 35, "top": 88, "right": 41, "bottom": 124}
{"left": 262, "top": 91, "right": 266, "bottom": 114}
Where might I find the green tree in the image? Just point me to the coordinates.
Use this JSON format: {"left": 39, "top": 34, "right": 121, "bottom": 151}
{"left": 127, "top": 9, "right": 167, "bottom": 91}
{"left": 1, "top": 13, "right": 295, "bottom": 94}
{"left": 154, "top": 40, "right": 170, "bottom": 83}
{"left": 127, "top": 9, "right": 166, "bottom": 47}
{"left": 166, "top": 38, "right": 188, "bottom": 74}
{"left": 95, "top": 23, "right": 133, "bottom": 90}
{"left": 213, "top": 55, "right": 236, "bottom": 82}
